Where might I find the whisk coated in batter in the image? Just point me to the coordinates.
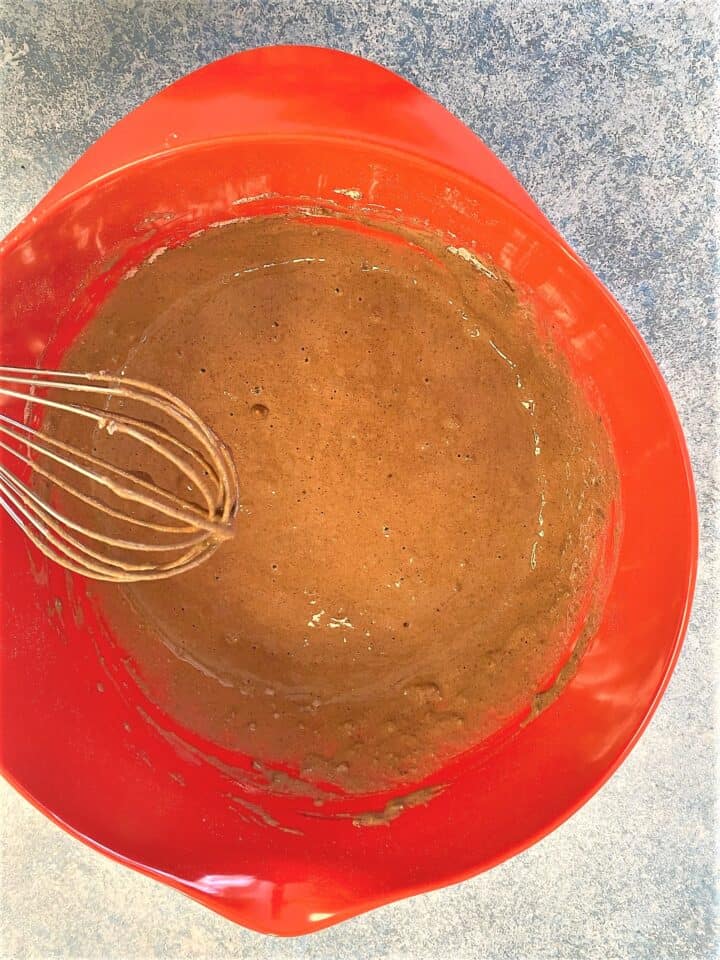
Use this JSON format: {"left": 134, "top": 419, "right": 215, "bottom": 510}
{"left": 0, "top": 366, "right": 238, "bottom": 581}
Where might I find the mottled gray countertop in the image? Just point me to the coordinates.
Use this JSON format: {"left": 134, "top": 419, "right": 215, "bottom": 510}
{"left": 0, "top": 2, "right": 717, "bottom": 958}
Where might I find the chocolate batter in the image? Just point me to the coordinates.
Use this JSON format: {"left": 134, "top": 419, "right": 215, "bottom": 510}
{"left": 58, "top": 214, "right": 616, "bottom": 794}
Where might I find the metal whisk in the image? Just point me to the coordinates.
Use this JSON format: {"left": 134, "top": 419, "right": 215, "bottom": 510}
{"left": 0, "top": 366, "right": 239, "bottom": 581}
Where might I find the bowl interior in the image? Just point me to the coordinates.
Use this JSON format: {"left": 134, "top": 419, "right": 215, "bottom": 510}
{"left": 0, "top": 137, "right": 696, "bottom": 935}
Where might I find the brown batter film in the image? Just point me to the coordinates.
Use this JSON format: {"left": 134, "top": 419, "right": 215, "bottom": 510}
{"left": 58, "top": 214, "right": 616, "bottom": 794}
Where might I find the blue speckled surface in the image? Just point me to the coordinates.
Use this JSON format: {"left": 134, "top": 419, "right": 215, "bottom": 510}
{"left": 0, "top": 2, "right": 717, "bottom": 957}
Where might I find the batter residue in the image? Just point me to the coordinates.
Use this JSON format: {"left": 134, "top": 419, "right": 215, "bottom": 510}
{"left": 59, "top": 215, "right": 616, "bottom": 794}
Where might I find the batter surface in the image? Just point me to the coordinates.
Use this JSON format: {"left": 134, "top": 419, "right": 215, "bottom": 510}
{"left": 60, "top": 215, "right": 616, "bottom": 794}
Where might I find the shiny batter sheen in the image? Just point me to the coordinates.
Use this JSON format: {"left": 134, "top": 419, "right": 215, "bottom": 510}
{"left": 60, "top": 215, "right": 615, "bottom": 794}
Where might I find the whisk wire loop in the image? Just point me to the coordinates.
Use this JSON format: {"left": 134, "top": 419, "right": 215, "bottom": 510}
{"left": 0, "top": 366, "right": 239, "bottom": 581}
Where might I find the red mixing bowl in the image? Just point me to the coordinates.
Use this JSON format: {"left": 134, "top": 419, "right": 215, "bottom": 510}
{"left": 0, "top": 47, "right": 697, "bottom": 936}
